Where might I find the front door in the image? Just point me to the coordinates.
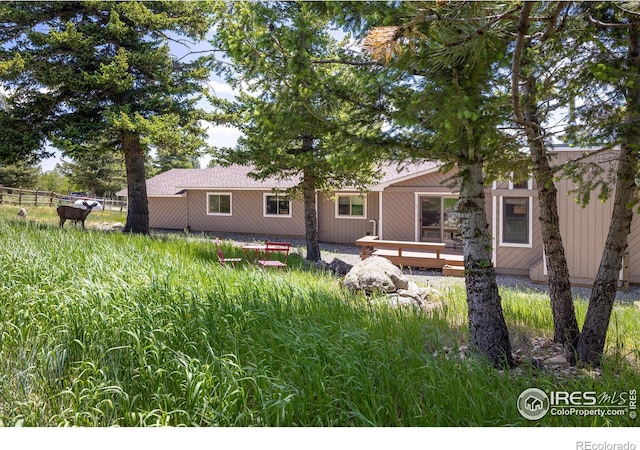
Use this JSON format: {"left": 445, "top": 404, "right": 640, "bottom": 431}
{"left": 420, "top": 196, "right": 460, "bottom": 244}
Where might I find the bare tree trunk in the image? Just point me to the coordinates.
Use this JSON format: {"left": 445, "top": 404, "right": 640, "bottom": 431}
{"left": 512, "top": 1, "right": 579, "bottom": 360}
{"left": 531, "top": 139, "right": 580, "bottom": 352}
{"left": 458, "top": 159, "right": 513, "bottom": 368}
{"left": 303, "top": 168, "right": 321, "bottom": 261}
{"left": 522, "top": 81, "right": 580, "bottom": 356}
{"left": 122, "top": 130, "right": 149, "bottom": 234}
{"left": 577, "top": 23, "right": 640, "bottom": 365}
{"left": 300, "top": 136, "right": 321, "bottom": 261}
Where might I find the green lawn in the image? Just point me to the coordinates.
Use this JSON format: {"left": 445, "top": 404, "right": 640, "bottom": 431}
{"left": 0, "top": 205, "right": 638, "bottom": 426}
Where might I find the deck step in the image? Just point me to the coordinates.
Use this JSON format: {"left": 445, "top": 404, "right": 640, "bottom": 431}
{"left": 442, "top": 264, "right": 465, "bottom": 277}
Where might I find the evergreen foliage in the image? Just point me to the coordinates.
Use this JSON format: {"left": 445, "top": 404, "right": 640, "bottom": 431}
{"left": 356, "top": 1, "right": 521, "bottom": 367}
{"left": 59, "top": 147, "right": 126, "bottom": 198}
{"left": 0, "top": 161, "right": 40, "bottom": 188}
{"left": 0, "top": 1, "right": 214, "bottom": 233}
{"left": 209, "top": 1, "right": 389, "bottom": 261}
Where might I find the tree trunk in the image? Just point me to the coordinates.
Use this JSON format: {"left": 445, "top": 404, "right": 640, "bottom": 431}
{"left": 122, "top": 130, "right": 150, "bottom": 234}
{"left": 522, "top": 78, "right": 580, "bottom": 356}
{"left": 302, "top": 168, "right": 321, "bottom": 261}
{"left": 458, "top": 159, "right": 514, "bottom": 368}
{"left": 300, "top": 135, "right": 321, "bottom": 262}
{"left": 531, "top": 140, "right": 580, "bottom": 353}
{"left": 577, "top": 23, "right": 640, "bottom": 366}
{"left": 512, "top": 1, "right": 579, "bottom": 360}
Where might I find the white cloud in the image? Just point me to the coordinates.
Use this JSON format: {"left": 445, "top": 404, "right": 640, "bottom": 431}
{"left": 202, "top": 121, "right": 242, "bottom": 147}
{"left": 206, "top": 79, "right": 237, "bottom": 99}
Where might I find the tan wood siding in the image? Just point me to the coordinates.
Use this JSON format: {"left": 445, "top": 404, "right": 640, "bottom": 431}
{"left": 149, "top": 197, "right": 188, "bottom": 230}
{"left": 628, "top": 214, "right": 640, "bottom": 283}
{"left": 559, "top": 184, "right": 613, "bottom": 280}
{"left": 524, "top": 149, "right": 640, "bottom": 285}
{"left": 317, "top": 192, "right": 378, "bottom": 243}
{"left": 391, "top": 169, "right": 457, "bottom": 188}
{"left": 381, "top": 191, "right": 418, "bottom": 240}
{"left": 185, "top": 190, "right": 305, "bottom": 237}
{"left": 554, "top": 151, "right": 614, "bottom": 282}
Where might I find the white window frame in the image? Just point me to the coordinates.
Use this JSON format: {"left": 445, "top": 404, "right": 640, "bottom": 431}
{"left": 263, "top": 193, "right": 292, "bottom": 218}
{"left": 206, "top": 192, "right": 232, "bottom": 216}
{"left": 499, "top": 196, "right": 533, "bottom": 248}
{"left": 335, "top": 194, "right": 367, "bottom": 219}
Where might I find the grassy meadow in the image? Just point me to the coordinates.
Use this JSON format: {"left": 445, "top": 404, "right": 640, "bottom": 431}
{"left": 0, "top": 204, "right": 638, "bottom": 426}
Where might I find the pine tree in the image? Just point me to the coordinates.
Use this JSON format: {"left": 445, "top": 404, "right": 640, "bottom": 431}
{"left": 363, "top": 1, "right": 520, "bottom": 367}
{"left": 0, "top": 1, "right": 213, "bottom": 233}
{"left": 59, "top": 148, "right": 126, "bottom": 198}
{"left": 210, "top": 1, "right": 387, "bottom": 261}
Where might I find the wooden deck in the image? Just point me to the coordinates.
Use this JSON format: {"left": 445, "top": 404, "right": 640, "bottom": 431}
{"left": 355, "top": 235, "right": 464, "bottom": 269}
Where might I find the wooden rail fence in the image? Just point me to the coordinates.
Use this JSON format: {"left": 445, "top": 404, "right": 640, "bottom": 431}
{"left": 0, "top": 186, "right": 127, "bottom": 212}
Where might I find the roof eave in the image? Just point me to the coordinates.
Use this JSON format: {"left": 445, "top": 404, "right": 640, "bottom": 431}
{"left": 370, "top": 165, "right": 443, "bottom": 191}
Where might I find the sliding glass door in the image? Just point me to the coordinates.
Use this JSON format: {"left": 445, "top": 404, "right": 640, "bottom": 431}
{"left": 420, "top": 196, "right": 460, "bottom": 244}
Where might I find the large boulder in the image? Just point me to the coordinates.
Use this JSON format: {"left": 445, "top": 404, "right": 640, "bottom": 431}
{"left": 342, "top": 256, "right": 409, "bottom": 294}
{"left": 328, "top": 258, "right": 353, "bottom": 276}
{"left": 342, "top": 256, "right": 443, "bottom": 311}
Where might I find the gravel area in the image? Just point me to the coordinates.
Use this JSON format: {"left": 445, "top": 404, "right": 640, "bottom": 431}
{"left": 168, "top": 230, "right": 640, "bottom": 304}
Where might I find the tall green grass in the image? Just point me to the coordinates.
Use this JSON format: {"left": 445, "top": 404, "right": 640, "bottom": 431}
{"left": 0, "top": 205, "right": 638, "bottom": 426}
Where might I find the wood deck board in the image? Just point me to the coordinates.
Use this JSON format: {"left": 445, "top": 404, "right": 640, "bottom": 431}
{"left": 370, "top": 249, "right": 464, "bottom": 268}
{"left": 355, "top": 235, "right": 464, "bottom": 269}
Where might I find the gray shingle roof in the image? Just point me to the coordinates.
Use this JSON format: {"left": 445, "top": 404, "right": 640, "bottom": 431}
{"left": 372, "top": 161, "right": 441, "bottom": 189}
{"left": 116, "top": 161, "right": 441, "bottom": 197}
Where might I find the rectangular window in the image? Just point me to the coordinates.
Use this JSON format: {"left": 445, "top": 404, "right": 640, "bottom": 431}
{"left": 509, "top": 175, "right": 532, "bottom": 190}
{"left": 207, "top": 192, "right": 232, "bottom": 216}
{"left": 502, "top": 197, "right": 530, "bottom": 245}
{"left": 512, "top": 180, "right": 529, "bottom": 189}
{"left": 264, "top": 194, "right": 291, "bottom": 217}
{"left": 336, "top": 195, "right": 366, "bottom": 218}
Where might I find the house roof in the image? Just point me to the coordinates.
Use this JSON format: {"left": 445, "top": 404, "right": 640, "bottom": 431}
{"left": 116, "top": 161, "right": 442, "bottom": 197}
{"left": 369, "top": 161, "right": 442, "bottom": 191}
{"left": 116, "top": 165, "right": 300, "bottom": 197}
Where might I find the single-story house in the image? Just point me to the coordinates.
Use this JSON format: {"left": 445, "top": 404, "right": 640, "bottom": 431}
{"left": 117, "top": 146, "right": 640, "bottom": 286}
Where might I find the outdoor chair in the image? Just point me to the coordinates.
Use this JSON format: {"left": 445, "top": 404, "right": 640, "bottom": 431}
{"left": 257, "top": 241, "right": 291, "bottom": 269}
{"left": 217, "top": 248, "right": 242, "bottom": 268}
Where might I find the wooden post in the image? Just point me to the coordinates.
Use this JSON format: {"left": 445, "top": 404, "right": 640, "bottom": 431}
{"left": 0, "top": 186, "right": 3, "bottom": 204}
{"left": 34, "top": 190, "right": 38, "bottom": 207}
{"left": 18, "top": 189, "right": 22, "bottom": 206}
{"left": 50, "top": 191, "right": 54, "bottom": 207}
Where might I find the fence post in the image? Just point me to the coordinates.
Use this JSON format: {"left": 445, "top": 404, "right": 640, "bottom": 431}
{"left": 34, "top": 190, "right": 38, "bottom": 207}
{"left": 0, "top": 186, "right": 3, "bottom": 204}
{"left": 50, "top": 191, "right": 54, "bottom": 207}
{"left": 18, "top": 189, "right": 22, "bottom": 206}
